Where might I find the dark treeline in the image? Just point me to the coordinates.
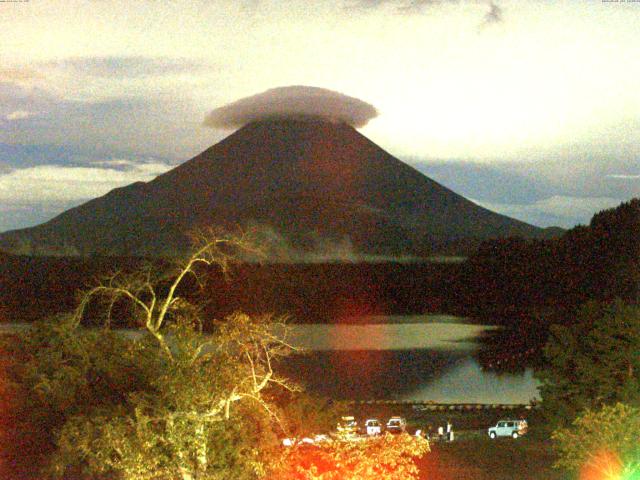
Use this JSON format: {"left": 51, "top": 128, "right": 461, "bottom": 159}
{"left": 200, "top": 262, "right": 459, "bottom": 323}
{"left": 463, "top": 198, "right": 640, "bottom": 369}
{"left": 458, "top": 198, "right": 639, "bottom": 321}
{"left": 1, "top": 198, "right": 637, "bottom": 330}
{"left": 0, "top": 254, "right": 148, "bottom": 323}
{"left": 0, "top": 254, "right": 461, "bottom": 324}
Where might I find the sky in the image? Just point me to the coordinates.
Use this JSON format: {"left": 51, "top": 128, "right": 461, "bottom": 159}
{"left": 1, "top": 0, "right": 639, "bottom": 232}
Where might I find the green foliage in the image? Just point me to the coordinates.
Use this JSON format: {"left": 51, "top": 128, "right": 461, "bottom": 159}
{"left": 278, "top": 392, "right": 348, "bottom": 440}
{"left": 0, "top": 316, "right": 137, "bottom": 479}
{"left": 38, "top": 314, "right": 292, "bottom": 480}
{"left": 1, "top": 232, "right": 301, "bottom": 480}
{"left": 552, "top": 403, "right": 640, "bottom": 478}
{"left": 2, "top": 314, "right": 294, "bottom": 480}
{"left": 277, "top": 434, "right": 430, "bottom": 480}
{"left": 537, "top": 300, "right": 640, "bottom": 427}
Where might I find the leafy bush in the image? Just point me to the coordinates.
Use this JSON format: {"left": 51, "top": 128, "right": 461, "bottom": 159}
{"left": 537, "top": 300, "right": 640, "bottom": 427}
{"left": 277, "top": 433, "right": 429, "bottom": 480}
{"left": 552, "top": 403, "right": 640, "bottom": 479}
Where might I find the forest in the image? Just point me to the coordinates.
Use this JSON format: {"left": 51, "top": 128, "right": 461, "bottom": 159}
{"left": 0, "top": 198, "right": 637, "bottom": 335}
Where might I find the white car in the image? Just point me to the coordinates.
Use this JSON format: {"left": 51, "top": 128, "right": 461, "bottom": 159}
{"left": 488, "top": 419, "right": 528, "bottom": 439}
{"left": 364, "top": 418, "right": 382, "bottom": 436}
{"left": 386, "top": 416, "right": 407, "bottom": 434}
{"left": 337, "top": 416, "right": 358, "bottom": 437}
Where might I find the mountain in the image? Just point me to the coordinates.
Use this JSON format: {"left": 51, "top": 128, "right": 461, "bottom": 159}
{"left": 0, "top": 119, "right": 551, "bottom": 258}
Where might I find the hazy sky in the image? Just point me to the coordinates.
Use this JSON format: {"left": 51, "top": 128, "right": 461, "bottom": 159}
{"left": 1, "top": 0, "right": 639, "bottom": 232}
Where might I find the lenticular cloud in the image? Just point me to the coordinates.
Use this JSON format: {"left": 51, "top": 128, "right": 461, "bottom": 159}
{"left": 204, "top": 86, "right": 379, "bottom": 129}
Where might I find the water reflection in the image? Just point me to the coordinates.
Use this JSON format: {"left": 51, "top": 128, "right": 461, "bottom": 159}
{"left": 283, "top": 322, "right": 496, "bottom": 351}
{"left": 281, "top": 317, "right": 540, "bottom": 403}
{"left": 400, "top": 359, "right": 539, "bottom": 404}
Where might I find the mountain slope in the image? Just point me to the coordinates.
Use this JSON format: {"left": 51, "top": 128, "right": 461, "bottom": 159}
{"left": 0, "top": 119, "right": 547, "bottom": 257}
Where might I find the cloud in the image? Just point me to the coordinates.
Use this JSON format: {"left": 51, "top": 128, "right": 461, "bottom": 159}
{"left": 0, "top": 161, "right": 171, "bottom": 205}
{"left": 240, "top": 0, "right": 260, "bottom": 14}
{"left": 346, "top": 0, "right": 504, "bottom": 30}
{"left": 0, "top": 158, "right": 174, "bottom": 233}
{"left": 5, "top": 110, "right": 37, "bottom": 121}
{"left": 47, "top": 56, "right": 212, "bottom": 79}
{"left": 204, "top": 85, "right": 379, "bottom": 129}
{"left": 531, "top": 196, "right": 622, "bottom": 220}
{"left": 606, "top": 174, "right": 640, "bottom": 180}
{"left": 347, "top": 0, "right": 458, "bottom": 13}
{"left": 480, "top": 2, "right": 503, "bottom": 28}
{"left": 0, "top": 204, "right": 65, "bottom": 233}
{"left": 473, "top": 195, "right": 623, "bottom": 228}
{"left": 0, "top": 80, "right": 214, "bottom": 160}
{"left": 414, "top": 159, "right": 551, "bottom": 205}
{"left": 91, "top": 159, "right": 140, "bottom": 168}
{"left": 0, "top": 143, "right": 91, "bottom": 169}
{"left": 413, "top": 156, "right": 640, "bottom": 213}
{"left": 346, "top": 0, "right": 500, "bottom": 16}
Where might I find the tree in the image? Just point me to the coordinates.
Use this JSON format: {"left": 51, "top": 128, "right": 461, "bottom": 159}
{"left": 277, "top": 392, "right": 349, "bottom": 442}
{"left": 587, "top": 198, "right": 640, "bottom": 303}
{"left": 0, "top": 316, "right": 142, "bottom": 479}
{"left": 2, "top": 230, "right": 300, "bottom": 480}
{"left": 552, "top": 403, "right": 640, "bottom": 479}
{"left": 536, "top": 300, "right": 640, "bottom": 427}
{"left": 276, "top": 434, "right": 430, "bottom": 480}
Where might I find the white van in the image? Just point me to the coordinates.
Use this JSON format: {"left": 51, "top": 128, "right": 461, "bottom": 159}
{"left": 364, "top": 418, "right": 382, "bottom": 436}
{"left": 488, "top": 419, "right": 528, "bottom": 439}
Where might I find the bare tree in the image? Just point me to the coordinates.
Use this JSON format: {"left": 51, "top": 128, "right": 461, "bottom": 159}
{"left": 73, "top": 228, "right": 261, "bottom": 352}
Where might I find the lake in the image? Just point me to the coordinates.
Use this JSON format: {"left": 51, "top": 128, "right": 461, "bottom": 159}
{"left": 0, "top": 316, "right": 540, "bottom": 404}
{"left": 279, "top": 316, "right": 540, "bottom": 404}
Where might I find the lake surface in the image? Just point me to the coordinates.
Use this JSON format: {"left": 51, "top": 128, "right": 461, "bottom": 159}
{"left": 0, "top": 317, "right": 541, "bottom": 404}
{"left": 280, "top": 316, "right": 540, "bottom": 404}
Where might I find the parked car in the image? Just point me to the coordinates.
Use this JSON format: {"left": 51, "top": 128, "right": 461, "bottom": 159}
{"left": 337, "top": 416, "right": 358, "bottom": 437}
{"left": 488, "top": 419, "right": 528, "bottom": 439}
{"left": 364, "top": 418, "right": 382, "bottom": 436}
{"left": 386, "top": 416, "right": 407, "bottom": 434}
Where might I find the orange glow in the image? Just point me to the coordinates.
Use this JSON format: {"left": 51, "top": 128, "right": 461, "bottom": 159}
{"left": 333, "top": 297, "right": 381, "bottom": 323}
{"left": 580, "top": 449, "right": 624, "bottom": 480}
{"left": 281, "top": 444, "right": 336, "bottom": 478}
{"left": 329, "top": 299, "right": 385, "bottom": 349}
{"left": 327, "top": 296, "right": 388, "bottom": 380}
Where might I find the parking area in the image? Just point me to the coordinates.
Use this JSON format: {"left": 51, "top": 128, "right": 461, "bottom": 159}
{"left": 342, "top": 401, "right": 536, "bottom": 438}
{"left": 284, "top": 402, "right": 539, "bottom": 447}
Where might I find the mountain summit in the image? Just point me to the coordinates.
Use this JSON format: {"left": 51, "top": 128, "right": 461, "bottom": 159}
{"left": 0, "top": 119, "right": 546, "bottom": 257}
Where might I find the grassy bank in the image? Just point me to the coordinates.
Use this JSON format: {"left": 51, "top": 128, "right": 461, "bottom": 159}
{"left": 342, "top": 406, "right": 565, "bottom": 479}
{"left": 417, "top": 436, "right": 565, "bottom": 480}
